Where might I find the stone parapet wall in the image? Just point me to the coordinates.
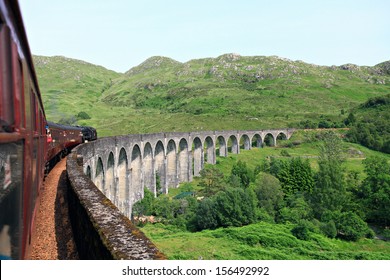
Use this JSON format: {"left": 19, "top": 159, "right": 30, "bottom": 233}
{"left": 66, "top": 149, "right": 166, "bottom": 260}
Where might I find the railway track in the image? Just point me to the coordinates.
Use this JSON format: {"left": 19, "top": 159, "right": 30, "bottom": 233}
{"left": 29, "top": 158, "right": 78, "bottom": 260}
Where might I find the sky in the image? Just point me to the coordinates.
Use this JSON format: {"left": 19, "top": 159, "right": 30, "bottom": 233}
{"left": 18, "top": 0, "right": 390, "bottom": 73}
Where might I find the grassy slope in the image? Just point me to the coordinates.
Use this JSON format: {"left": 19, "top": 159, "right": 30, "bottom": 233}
{"left": 142, "top": 222, "right": 390, "bottom": 260}
{"left": 33, "top": 55, "right": 121, "bottom": 124}
{"left": 140, "top": 131, "right": 390, "bottom": 260}
{"left": 34, "top": 54, "right": 390, "bottom": 136}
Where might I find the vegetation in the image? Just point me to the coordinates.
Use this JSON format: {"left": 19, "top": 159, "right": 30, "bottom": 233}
{"left": 133, "top": 130, "right": 390, "bottom": 259}
{"left": 345, "top": 94, "right": 390, "bottom": 153}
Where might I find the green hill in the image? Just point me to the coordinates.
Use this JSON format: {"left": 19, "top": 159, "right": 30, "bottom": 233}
{"left": 346, "top": 94, "right": 390, "bottom": 153}
{"left": 34, "top": 54, "right": 390, "bottom": 136}
{"left": 33, "top": 55, "right": 121, "bottom": 124}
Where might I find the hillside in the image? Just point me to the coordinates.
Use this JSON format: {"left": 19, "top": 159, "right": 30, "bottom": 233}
{"left": 33, "top": 55, "right": 121, "bottom": 123}
{"left": 34, "top": 54, "right": 390, "bottom": 136}
{"left": 346, "top": 94, "right": 390, "bottom": 153}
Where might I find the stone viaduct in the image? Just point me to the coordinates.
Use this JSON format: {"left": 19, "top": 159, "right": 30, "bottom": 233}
{"left": 76, "top": 129, "right": 294, "bottom": 219}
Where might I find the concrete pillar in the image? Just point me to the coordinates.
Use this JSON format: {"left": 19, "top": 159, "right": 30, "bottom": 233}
{"left": 117, "top": 148, "right": 128, "bottom": 216}
{"left": 205, "top": 137, "right": 215, "bottom": 164}
{"left": 217, "top": 136, "right": 227, "bottom": 157}
{"left": 166, "top": 140, "right": 177, "bottom": 189}
{"left": 178, "top": 139, "right": 190, "bottom": 183}
{"left": 154, "top": 141, "right": 166, "bottom": 195}
{"left": 143, "top": 143, "right": 155, "bottom": 194}
{"left": 193, "top": 137, "right": 203, "bottom": 176}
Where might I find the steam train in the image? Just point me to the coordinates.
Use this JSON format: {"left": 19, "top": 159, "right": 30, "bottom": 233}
{"left": 0, "top": 0, "right": 96, "bottom": 259}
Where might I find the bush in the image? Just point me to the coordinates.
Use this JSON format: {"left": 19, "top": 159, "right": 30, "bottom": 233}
{"left": 252, "top": 172, "right": 284, "bottom": 219}
{"left": 291, "top": 220, "right": 311, "bottom": 240}
{"left": 77, "top": 111, "right": 91, "bottom": 120}
{"left": 279, "top": 194, "right": 312, "bottom": 224}
{"left": 195, "top": 198, "right": 218, "bottom": 230}
{"left": 335, "top": 212, "right": 370, "bottom": 241}
{"left": 214, "top": 188, "right": 257, "bottom": 227}
{"left": 320, "top": 220, "right": 337, "bottom": 238}
{"left": 132, "top": 189, "right": 155, "bottom": 216}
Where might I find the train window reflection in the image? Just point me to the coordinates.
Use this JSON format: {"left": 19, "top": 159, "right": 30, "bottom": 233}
{"left": 0, "top": 142, "right": 24, "bottom": 259}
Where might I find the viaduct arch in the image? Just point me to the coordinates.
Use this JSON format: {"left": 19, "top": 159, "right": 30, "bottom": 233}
{"left": 78, "top": 129, "right": 293, "bottom": 219}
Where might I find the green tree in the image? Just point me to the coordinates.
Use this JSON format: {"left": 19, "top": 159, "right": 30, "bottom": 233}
{"left": 288, "top": 157, "right": 314, "bottom": 195}
{"left": 199, "top": 166, "right": 226, "bottom": 196}
{"left": 214, "top": 187, "right": 257, "bottom": 227}
{"left": 291, "top": 220, "right": 312, "bottom": 240}
{"left": 344, "top": 112, "right": 356, "bottom": 126}
{"left": 251, "top": 172, "right": 284, "bottom": 219}
{"left": 335, "top": 211, "right": 370, "bottom": 241}
{"left": 279, "top": 193, "right": 312, "bottom": 223}
{"left": 155, "top": 172, "right": 162, "bottom": 196}
{"left": 270, "top": 157, "right": 314, "bottom": 196}
{"left": 361, "top": 156, "right": 390, "bottom": 226}
{"left": 132, "top": 188, "right": 155, "bottom": 217}
{"left": 195, "top": 198, "right": 218, "bottom": 230}
{"left": 310, "top": 132, "right": 347, "bottom": 218}
{"left": 230, "top": 160, "right": 252, "bottom": 188}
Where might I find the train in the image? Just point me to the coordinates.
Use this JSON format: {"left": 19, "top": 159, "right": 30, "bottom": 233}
{"left": 0, "top": 0, "right": 96, "bottom": 259}
{"left": 45, "top": 122, "right": 97, "bottom": 172}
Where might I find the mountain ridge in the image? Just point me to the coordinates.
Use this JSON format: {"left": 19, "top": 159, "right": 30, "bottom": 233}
{"left": 33, "top": 54, "right": 390, "bottom": 136}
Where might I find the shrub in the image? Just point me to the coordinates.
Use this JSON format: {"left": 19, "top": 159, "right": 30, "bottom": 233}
{"left": 335, "top": 212, "right": 370, "bottom": 241}
{"left": 280, "top": 150, "right": 291, "bottom": 157}
{"left": 320, "top": 220, "right": 337, "bottom": 238}
{"left": 195, "top": 198, "right": 218, "bottom": 230}
{"left": 77, "top": 111, "right": 91, "bottom": 120}
{"left": 291, "top": 221, "right": 311, "bottom": 240}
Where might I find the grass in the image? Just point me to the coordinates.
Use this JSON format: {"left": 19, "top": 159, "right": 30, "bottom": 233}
{"left": 141, "top": 222, "right": 390, "bottom": 260}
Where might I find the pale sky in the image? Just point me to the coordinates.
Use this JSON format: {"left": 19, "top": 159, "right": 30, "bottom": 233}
{"left": 19, "top": 0, "right": 390, "bottom": 73}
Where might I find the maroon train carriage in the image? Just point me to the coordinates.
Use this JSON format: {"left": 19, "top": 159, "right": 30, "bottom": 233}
{"left": 1, "top": 0, "right": 97, "bottom": 260}
{"left": 1, "top": 0, "right": 48, "bottom": 259}
{"left": 45, "top": 121, "right": 84, "bottom": 171}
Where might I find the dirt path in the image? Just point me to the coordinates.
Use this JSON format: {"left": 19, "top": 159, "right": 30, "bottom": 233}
{"left": 30, "top": 157, "right": 78, "bottom": 260}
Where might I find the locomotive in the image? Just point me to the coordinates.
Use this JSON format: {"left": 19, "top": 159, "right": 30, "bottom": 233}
{"left": 0, "top": 0, "right": 96, "bottom": 259}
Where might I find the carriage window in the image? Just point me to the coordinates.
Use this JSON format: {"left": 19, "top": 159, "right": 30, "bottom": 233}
{"left": 30, "top": 91, "right": 37, "bottom": 132}
{"left": 0, "top": 141, "right": 24, "bottom": 259}
{"left": 0, "top": 25, "right": 15, "bottom": 132}
{"left": 12, "top": 51, "right": 25, "bottom": 129}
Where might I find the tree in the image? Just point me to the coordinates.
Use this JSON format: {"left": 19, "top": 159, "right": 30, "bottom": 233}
{"left": 251, "top": 172, "right": 284, "bottom": 219}
{"left": 287, "top": 157, "right": 314, "bottom": 195}
{"left": 230, "top": 160, "right": 252, "bottom": 188}
{"left": 361, "top": 156, "right": 390, "bottom": 226}
{"left": 279, "top": 193, "right": 312, "bottom": 223}
{"left": 344, "top": 112, "right": 356, "bottom": 126}
{"left": 198, "top": 166, "right": 226, "bottom": 196}
{"left": 214, "top": 187, "right": 257, "bottom": 227}
{"left": 132, "top": 189, "right": 155, "bottom": 217}
{"left": 310, "top": 132, "right": 347, "bottom": 218}
{"left": 195, "top": 198, "right": 218, "bottom": 230}
{"left": 270, "top": 157, "right": 314, "bottom": 196}
{"left": 335, "top": 211, "right": 370, "bottom": 241}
